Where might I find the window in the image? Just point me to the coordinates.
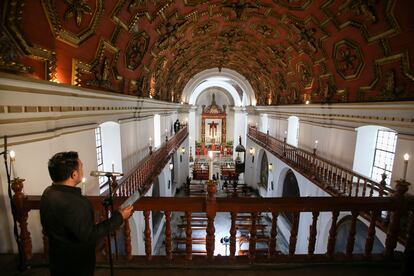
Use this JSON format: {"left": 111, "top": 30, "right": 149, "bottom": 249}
{"left": 371, "top": 130, "right": 397, "bottom": 186}
{"left": 154, "top": 114, "right": 161, "bottom": 148}
{"left": 95, "top": 127, "right": 106, "bottom": 191}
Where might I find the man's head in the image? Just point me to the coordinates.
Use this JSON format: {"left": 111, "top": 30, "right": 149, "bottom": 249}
{"left": 48, "top": 151, "right": 84, "bottom": 186}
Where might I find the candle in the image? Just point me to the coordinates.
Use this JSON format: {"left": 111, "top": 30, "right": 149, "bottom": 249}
{"left": 314, "top": 140, "right": 318, "bottom": 149}
{"left": 9, "top": 150, "right": 17, "bottom": 179}
{"left": 403, "top": 153, "right": 409, "bottom": 180}
{"left": 112, "top": 161, "right": 115, "bottom": 172}
{"left": 149, "top": 136, "right": 152, "bottom": 145}
{"left": 81, "top": 177, "right": 86, "bottom": 195}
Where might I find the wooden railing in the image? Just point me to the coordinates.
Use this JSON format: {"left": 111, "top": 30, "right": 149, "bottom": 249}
{"left": 112, "top": 126, "right": 188, "bottom": 197}
{"left": 11, "top": 179, "right": 414, "bottom": 266}
{"left": 247, "top": 126, "right": 395, "bottom": 197}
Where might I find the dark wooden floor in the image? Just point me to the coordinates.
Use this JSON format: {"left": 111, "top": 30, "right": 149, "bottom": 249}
{"left": 1, "top": 254, "right": 407, "bottom": 276}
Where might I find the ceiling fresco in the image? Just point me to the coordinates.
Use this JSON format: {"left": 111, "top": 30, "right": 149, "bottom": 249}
{"left": 0, "top": 0, "right": 413, "bottom": 105}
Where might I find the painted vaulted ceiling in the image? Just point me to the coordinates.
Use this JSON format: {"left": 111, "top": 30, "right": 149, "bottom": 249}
{"left": 0, "top": 0, "right": 413, "bottom": 105}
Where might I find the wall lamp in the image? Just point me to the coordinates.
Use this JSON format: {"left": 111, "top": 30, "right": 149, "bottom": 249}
{"left": 180, "top": 147, "right": 185, "bottom": 162}
{"left": 169, "top": 162, "right": 174, "bottom": 170}
{"left": 268, "top": 163, "right": 273, "bottom": 172}
{"left": 249, "top": 147, "right": 255, "bottom": 163}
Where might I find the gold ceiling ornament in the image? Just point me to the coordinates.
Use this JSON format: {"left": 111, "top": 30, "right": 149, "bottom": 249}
{"left": 1, "top": 1, "right": 56, "bottom": 80}
{"left": 0, "top": 31, "right": 33, "bottom": 75}
{"left": 64, "top": 0, "right": 92, "bottom": 26}
{"left": 42, "top": 0, "right": 104, "bottom": 47}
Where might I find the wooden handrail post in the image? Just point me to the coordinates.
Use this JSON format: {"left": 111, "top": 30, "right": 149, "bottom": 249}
{"left": 124, "top": 219, "right": 132, "bottom": 260}
{"left": 206, "top": 180, "right": 217, "bottom": 260}
{"left": 11, "top": 178, "right": 32, "bottom": 261}
{"left": 384, "top": 179, "right": 410, "bottom": 257}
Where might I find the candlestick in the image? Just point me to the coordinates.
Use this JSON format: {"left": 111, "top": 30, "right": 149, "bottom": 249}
{"left": 403, "top": 153, "right": 409, "bottom": 180}
{"left": 9, "top": 150, "right": 17, "bottom": 179}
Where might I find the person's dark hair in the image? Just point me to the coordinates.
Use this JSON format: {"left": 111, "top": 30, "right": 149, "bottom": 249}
{"left": 48, "top": 151, "right": 79, "bottom": 182}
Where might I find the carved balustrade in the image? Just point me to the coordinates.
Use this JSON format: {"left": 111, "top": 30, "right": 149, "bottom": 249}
{"left": 12, "top": 178, "right": 414, "bottom": 266}
{"left": 247, "top": 126, "right": 395, "bottom": 198}
{"left": 112, "top": 126, "right": 188, "bottom": 197}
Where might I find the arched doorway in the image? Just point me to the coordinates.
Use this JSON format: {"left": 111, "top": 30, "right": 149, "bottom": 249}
{"left": 282, "top": 170, "right": 300, "bottom": 227}
{"left": 259, "top": 152, "right": 269, "bottom": 190}
{"left": 335, "top": 215, "right": 384, "bottom": 254}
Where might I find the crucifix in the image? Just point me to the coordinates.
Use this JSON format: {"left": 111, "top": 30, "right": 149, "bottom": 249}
{"left": 208, "top": 121, "right": 218, "bottom": 137}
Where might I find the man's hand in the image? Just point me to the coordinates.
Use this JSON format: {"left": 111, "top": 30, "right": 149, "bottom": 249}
{"left": 119, "top": 205, "right": 134, "bottom": 220}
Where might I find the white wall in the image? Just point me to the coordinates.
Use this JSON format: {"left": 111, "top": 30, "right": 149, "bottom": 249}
{"left": 0, "top": 128, "right": 98, "bottom": 253}
{"left": 120, "top": 117, "right": 154, "bottom": 172}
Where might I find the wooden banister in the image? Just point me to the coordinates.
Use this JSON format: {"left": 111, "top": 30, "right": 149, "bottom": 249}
{"left": 247, "top": 126, "right": 395, "bottom": 197}
{"left": 111, "top": 126, "right": 188, "bottom": 198}
{"left": 12, "top": 179, "right": 414, "bottom": 266}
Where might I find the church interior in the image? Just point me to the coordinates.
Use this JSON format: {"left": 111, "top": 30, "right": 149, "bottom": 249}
{"left": 0, "top": 0, "right": 414, "bottom": 275}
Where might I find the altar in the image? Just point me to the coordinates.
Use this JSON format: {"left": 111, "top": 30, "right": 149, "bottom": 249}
{"left": 201, "top": 93, "right": 226, "bottom": 147}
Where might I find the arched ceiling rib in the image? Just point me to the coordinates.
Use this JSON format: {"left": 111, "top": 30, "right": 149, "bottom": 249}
{"left": 1, "top": 0, "right": 413, "bottom": 105}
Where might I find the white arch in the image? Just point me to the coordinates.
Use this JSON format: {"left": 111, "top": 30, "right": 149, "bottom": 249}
{"left": 181, "top": 68, "right": 256, "bottom": 106}
{"left": 190, "top": 80, "right": 242, "bottom": 106}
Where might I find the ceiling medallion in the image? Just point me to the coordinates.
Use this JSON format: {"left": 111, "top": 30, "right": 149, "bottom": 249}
{"left": 333, "top": 39, "right": 364, "bottom": 80}
{"left": 63, "top": 0, "right": 92, "bottom": 26}
{"left": 125, "top": 32, "right": 149, "bottom": 71}
{"left": 297, "top": 61, "right": 313, "bottom": 89}
{"left": 42, "top": 0, "right": 104, "bottom": 47}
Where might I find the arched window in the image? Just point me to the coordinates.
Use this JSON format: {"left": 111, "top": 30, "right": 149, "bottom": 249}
{"left": 282, "top": 170, "right": 300, "bottom": 225}
{"left": 353, "top": 126, "right": 397, "bottom": 186}
{"left": 335, "top": 216, "right": 384, "bottom": 254}
{"left": 287, "top": 116, "right": 299, "bottom": 147}
{"left": 259, "top": 152, "right": 269, "bottom": 190}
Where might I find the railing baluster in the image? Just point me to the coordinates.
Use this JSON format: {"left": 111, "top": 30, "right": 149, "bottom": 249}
{"left": 249, "top": 212, "right": 258, "bottom": 259}
{"left": 268, "top": 212, "right": 278, "bottom": 257}
{"left": 346, "top": 211, "right": 358, "bottom": 257}
{"left": 289, "top": 213, "right": 299, "bottom": 256}
{"left": 206, "top": 212, "right": 216, "bottom": 260}
{"left": 230, "top": 212, "right": 237, "bottom": 258}
{"left": 326, "top": 211, "right": 339, "bottom": 257}
{"left": 124, "top": 219, "right": 132, "bottom": 260}
{"left": 308, "top": 211, "right": 319, "bottom": 256}
{"left": 144, "top": 210, "right": 152, "bottom": 260}
{"left": 12, "top": 179, "right": 32, "bottom": 261}
{"left": 347, "top": 175, "right": 353, "bottom": 197}
{"left": 362, "top": 179, "right": 367, "bottom": 197}
{"left": 355, "top": 177, "right": 360, "bottom": 197}
{"left": 365, "top": 211, "right": 379, "bottom": 257}
{"left": 185, "top": 211, "right": 192, "bottom": 260}
{"left": 165, "top": 211, "right": 172, "bottom": 260}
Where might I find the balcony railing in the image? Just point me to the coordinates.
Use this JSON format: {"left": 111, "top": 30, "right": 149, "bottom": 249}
{"left": 247, "top": 126, "right": 395, "bottom": 197}
{"left": 11, "top": 179, "right": 414, "bottom": 267}
{"left": 111, "top": 126, "right": 188, "bottom": 197}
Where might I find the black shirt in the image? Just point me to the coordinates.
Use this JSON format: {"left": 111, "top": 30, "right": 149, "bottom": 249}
{"left": 40, "top": 184, "right": 123, "bottom": 276}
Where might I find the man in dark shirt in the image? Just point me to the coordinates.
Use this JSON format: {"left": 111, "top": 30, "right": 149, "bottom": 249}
{"left": 40, "top": 151, "right": 133, "bottom": 276}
